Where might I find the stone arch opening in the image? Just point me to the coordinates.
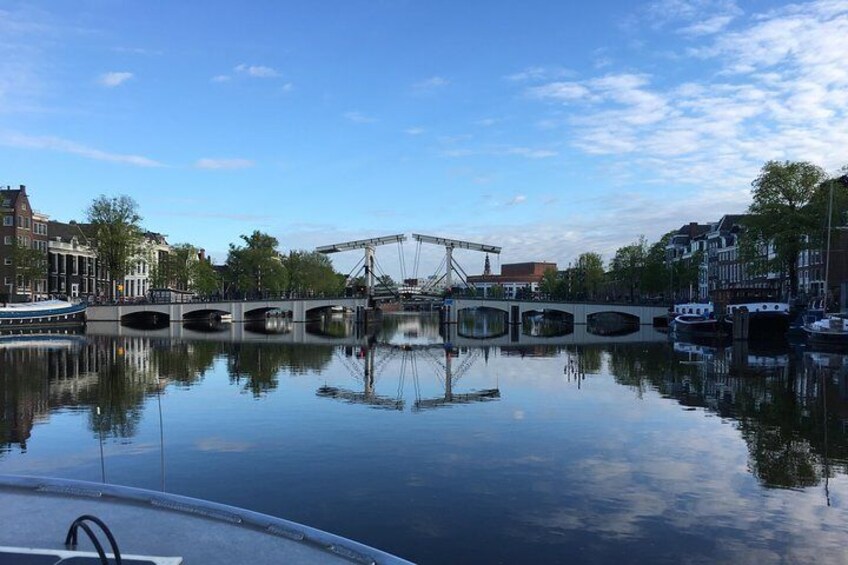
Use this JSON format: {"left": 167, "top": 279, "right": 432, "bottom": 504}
{"left": 522, "top": 308, "right": 574, "bottom": 337}
{"left": 457, "top": 306, "right": 508, "bottom": 339}
{"left": 586, "top": 311, "right": 640, "bottom": 336}
{"left": 120, "top": 311, "right": 170, "bottom": 329}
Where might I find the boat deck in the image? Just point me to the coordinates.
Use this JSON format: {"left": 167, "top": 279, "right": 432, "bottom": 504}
{"left": 0, "top": 475, "right": 412, "bottom": 565}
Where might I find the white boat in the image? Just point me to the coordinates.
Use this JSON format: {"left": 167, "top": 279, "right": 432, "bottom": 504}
{"left": 0, "top": 300, "right": 86, "bottom": 329}
{"left": 803, "top": 315, "right": 848, "bottom": 347}
{"left": 669, "top": 302, "right": 726, "bottom": 337}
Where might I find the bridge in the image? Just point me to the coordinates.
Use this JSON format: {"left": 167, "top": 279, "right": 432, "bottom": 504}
{"left": 446, "top": 298, "right": 668, "bottom": 326}
{"left": 85, "top": 319, "right": 667, "bottom": 346}
{"left": 86, "top": 297, "right": 368, "bottom": 324}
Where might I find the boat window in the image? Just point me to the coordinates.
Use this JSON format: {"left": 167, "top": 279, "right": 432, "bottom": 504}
{"left": 696, "top": 308, "right": 701, "bottom": 314}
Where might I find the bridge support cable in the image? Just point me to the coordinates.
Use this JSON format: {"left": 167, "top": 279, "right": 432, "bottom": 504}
{"left": 412, "top": 233, "right": 501, "bottom": 293}
{"left": 316, "top": 234, "right": 407, "bottom": 300}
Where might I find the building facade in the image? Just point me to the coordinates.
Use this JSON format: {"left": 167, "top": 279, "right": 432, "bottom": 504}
{"left": 0, "top": 185, "right": 49, "bottom": 301}
{"left": 47, "top": 221, "right": 107, "bottom": 299}
{"left": 467, "top": 260, "right": 557, "bottom": 299}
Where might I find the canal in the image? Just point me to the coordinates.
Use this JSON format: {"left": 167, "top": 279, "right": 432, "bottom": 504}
{"left": 2, "top": 312, "right": 847, "bottom": 563}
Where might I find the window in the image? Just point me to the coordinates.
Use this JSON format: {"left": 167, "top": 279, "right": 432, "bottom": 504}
{"left": 3, "top": 258, "right": 10, "bottom": 265}
{"left": 2, "top": 216, "right": 11, "bottom": 226}
{"left": 24, "top": 217, "right": 30, "bottom": 229}
{"left": 3, "top": 236, "right": 11, "bottom": 245}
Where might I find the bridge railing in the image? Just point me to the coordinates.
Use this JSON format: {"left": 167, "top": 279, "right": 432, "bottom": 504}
{"left": 449, "top": 295, "right": 672, "bottom": 308}
{"left": 87, "top": 292, "right": 361, "bottom": 307}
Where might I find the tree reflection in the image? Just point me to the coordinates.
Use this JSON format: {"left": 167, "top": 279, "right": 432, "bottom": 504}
{"left": 604, "top": 342, "right": 848, "bottom": 489}
{"left": 227, "top": 344, "right": 333, "bottom": 397}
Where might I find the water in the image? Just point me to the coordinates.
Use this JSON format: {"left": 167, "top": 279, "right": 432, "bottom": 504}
{"left": 2, "top": 313, "right": 848, "bottom": 564}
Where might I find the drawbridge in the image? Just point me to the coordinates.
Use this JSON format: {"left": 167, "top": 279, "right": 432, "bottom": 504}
{"left": 316, "top": 233, "right": 501, "bottom": 302}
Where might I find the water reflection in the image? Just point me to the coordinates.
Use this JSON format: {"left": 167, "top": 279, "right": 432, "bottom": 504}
{"left": 2, "top": 319, "right": 848, "bottom": 563}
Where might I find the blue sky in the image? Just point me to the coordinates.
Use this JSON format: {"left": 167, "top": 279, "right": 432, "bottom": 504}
{"left": 1, "top": 0, "right": 846, "bottom": 277}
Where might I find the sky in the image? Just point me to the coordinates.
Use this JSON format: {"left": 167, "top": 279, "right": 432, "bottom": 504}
{"left": 0, "top": 0, "right": 846, "bottom": 279}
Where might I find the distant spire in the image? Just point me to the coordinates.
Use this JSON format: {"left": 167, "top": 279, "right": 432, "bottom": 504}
{"left": 483, "top": 254, "right": 491, "bottom": 276}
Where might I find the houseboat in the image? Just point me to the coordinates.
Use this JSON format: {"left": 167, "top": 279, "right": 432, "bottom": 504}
{"left": 0, "top": 300, "right": 86, "bottom": 329}
{"left": 669, "top": 302, "right": 727, "bottom": 337}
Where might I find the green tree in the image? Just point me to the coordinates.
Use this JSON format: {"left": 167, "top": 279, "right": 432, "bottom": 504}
{"left": 641, "top": 233, "right": 674, "bottom": 297}
{"left": 10, "top": 241, "right": 47, "bottom": 301}
{"left": 283, "top": 250, "right": 343, "bottom": 296}
{"left": 192, "top": 258, "right": 220, "bottom": 295}
{"left": 576, "top": 252, "right": 604, "bottom": 300}
{"left": 741, "top": 161, "right": 829, "bottom": 298}
{"left": 610, "top": 236, "right": 648, "bottom": 301}
{"left": 225, "top": 231, "right": 287, "bottom": 295}
{"left": 489, "top": 284, "right": 505, "bottom": 299}
{"left": 539, "top": 267, "right": 561, "bottom": 299}
{"left": 86, "top": 195, "right": 144, "bottom": 299}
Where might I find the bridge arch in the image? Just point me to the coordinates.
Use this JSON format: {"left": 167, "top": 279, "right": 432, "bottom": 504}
{"left": 244, "top": 306, "right": 293, "bottom": 321}
{"left": 586, "top": 311, "right": 640, "bottom": 336}
{"left": 182, "top": 309, "right": 233, "bottom": 323}
{"left": 120, "top": 310, "right": 170, "bottom": 329}
{"left": 457, "top": 306, "right": 508, "bottom": 339}
{"left": 521, "top": 308, "right": 574, "bottom": 337}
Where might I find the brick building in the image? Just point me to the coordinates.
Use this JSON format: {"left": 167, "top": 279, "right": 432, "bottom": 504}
{"left": 467, "top": 260, "right": 557, "bottom": 299}
{"left": 0, "top": 185, "right": 49, "bottom": 301}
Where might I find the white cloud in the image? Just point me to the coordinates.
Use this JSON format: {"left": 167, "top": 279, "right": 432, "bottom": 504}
{"left": 413, "top": 76, "right": 449, "bottom": 89}
{"left": 98, "top": 71, "right": 133, "bottom": 87}
{"left": 504, "top": 66, "right": 572, "bottom": 83}
{"left": 504, "top": 147, "right": 558, "bottom": 159}
{"left": 211, "top": 75, "right": 231, "bottom": 83}
{"left": 0, "top": 131, "right": 163, "bottom": 167}
{"left": 344, "top": 111, "right": 377, "bottom": 124}
{"left": 521, "top": 0, "right": 848, "bottom": 191}
{"left": 507, "top": 195, "right": 527, "bottom": 206}
{"left": 194, "top": 158, "right": 255, "bottom": 170}
{"left": 405, "top": 127, "right": 425, "bottom": 135}
{"left": 234, "top": 64, "right": 279, "bottom": 78}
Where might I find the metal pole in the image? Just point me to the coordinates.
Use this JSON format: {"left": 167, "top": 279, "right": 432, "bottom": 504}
{"left": 823, "top": 180, "right": 834, "bottom": 310}
{"left": 445, "top": 246, "right": 453, "bottom": 290}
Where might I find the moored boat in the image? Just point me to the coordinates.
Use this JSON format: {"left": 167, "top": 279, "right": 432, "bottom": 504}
{"left": 724, "top": 301, "right": 790, "bottom": 339}
{"left": 803, "top": 315, "right": 848, "bottom": 348}
{"left": 670, "top": 302, "right": 727, "bottom": 338}
{"left": 0, "top": 299, "right": 86, "bottom": 329}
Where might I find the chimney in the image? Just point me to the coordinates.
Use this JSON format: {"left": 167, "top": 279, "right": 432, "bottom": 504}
{"left": 198, "top": 248, "right": 206, "bottom": 262}
{"left": 19, "top": 184, "right": 26, "bottom": 192}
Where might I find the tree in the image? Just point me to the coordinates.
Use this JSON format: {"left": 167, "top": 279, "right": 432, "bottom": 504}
{"left": 576, "top": 252, "right": 604, "bottom": 299}
{"left": 641, "top": 233, "right": 673, "bottom": 297}
{"left": 539, "top": 267, "right": 561, "bottom": 299}
{"left": 741, "top": 161, "right": 829, "bottom": 298}
{"left": 610, "top": 237, "right": 648, "bottom": 301}
{"left": 10, "top": 241, "right": 47, "bottom": 301}
{"left": 225, "top": 231, "right": 287, "bottom": 295}
{"left": 192, "top": 258, "right": 220, "bottom": 295}
{"left": 283, "top": 250, "right": 343, "bottom": 296}
{"left": 86, "top": 195, "right": 143, "bottom": 299}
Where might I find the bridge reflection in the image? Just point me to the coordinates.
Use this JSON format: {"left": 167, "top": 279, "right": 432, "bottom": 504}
{"left": 87, "top": 317, "right": 668, "bottom": 347}
{"left": 316, "top": 344, "right": 500, "bottom": 412}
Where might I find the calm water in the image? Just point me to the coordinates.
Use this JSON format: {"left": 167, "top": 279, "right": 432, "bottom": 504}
{"left": 2, "top": 313, "right": 848, "bottom": 564}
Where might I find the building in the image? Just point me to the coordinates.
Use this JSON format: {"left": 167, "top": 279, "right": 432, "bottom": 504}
{"left": 47, "top": 221, "right": 106, "bottom": 299}
{"left": 467, "top": 259, "right": 557, "bottom": 299}
{"left": 122, "top": 231, "right": 170, "bottom": 300}
{"left": 0, "top": 185, "right": 49, "bottom": 301}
